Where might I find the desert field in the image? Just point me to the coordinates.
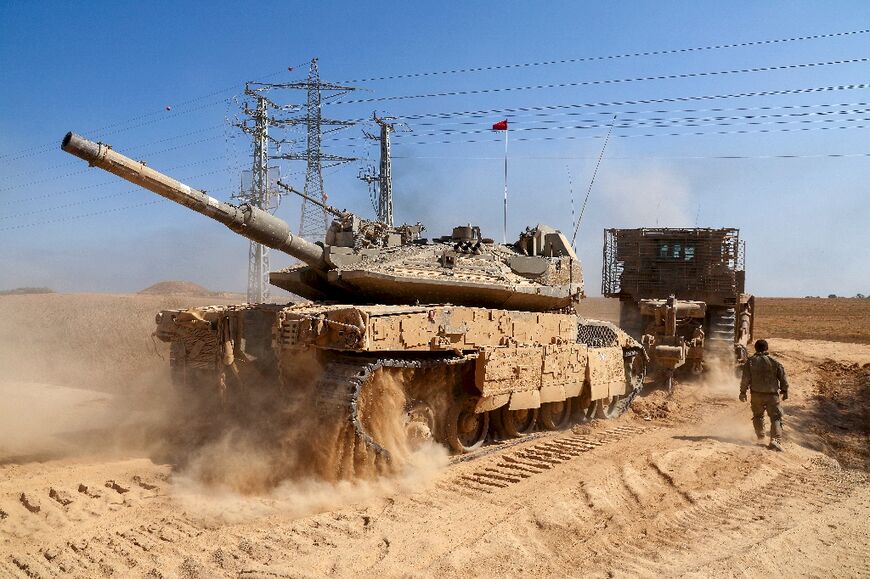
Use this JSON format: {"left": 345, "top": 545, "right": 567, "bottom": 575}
{"left": 754, "top": 297, "right": 870, "bottom": 344}
{"left": 577, "top": 296, "right": 870, "bottom": 344}
{"left": 0, "top": 293, "right": 867, "bottom": 578}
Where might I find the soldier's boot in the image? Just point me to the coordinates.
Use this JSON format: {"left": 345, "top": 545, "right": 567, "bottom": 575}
{"left": 768, "top": 418, "right": 784, "bottom": 451}
{"left": 752, "top": 417, "right": 765, "bottom": 442}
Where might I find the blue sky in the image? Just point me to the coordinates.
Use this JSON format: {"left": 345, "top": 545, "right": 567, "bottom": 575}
{"left": 1, "top": 1, "right": 869, "bottom": 296}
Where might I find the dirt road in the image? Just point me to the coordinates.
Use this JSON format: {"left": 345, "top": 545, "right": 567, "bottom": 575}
{"left": 1, "top": 337, "right": 867, "bottom": 578}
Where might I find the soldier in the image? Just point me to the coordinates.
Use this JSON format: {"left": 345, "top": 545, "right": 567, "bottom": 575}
{"left": 739, "top": 339, "right": 789, "bottom": 451}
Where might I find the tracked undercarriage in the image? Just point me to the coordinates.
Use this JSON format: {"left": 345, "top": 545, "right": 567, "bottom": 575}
{"left": 155, "top": 304, "right": 645, "bottom": 477}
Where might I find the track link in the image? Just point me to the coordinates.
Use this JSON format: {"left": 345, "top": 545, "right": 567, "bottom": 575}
{"left": 313, "top": 353, "right": 476, "bottom": 470}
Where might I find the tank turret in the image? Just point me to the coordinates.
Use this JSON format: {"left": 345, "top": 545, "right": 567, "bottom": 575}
{"left": 60, "top": 131, "right": 644, "bottom": 468}
{"left": 62, "top": 132, "right": 583, "bottom": 311}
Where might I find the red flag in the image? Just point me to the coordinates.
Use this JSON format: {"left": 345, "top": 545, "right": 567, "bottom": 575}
{"left": 492, "top": 119, "right": 508, "bottom": 131}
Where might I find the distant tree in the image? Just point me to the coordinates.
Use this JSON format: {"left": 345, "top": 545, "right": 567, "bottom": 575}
{"left": 857, "top": 293, "right": 866, "bottom": 299}
{"left": 828, "top": 294, "right": 838, "bottom": 299}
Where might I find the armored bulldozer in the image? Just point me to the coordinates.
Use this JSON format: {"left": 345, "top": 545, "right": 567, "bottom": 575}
{"left": 602, "top": 227, "right": 754, "bottom": 390}
{"left": 62, "top": 132, "right": 646, "bottom": 478}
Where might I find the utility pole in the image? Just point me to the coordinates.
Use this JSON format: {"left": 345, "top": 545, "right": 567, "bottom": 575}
{"left": 267, "top": 58, "right": 359, "bottom": 242}
{"left": 359, "top": 113, "right": 396, "bottom": 226}
{"left": 233, "top": 84, "right": 298, "bottom": 303}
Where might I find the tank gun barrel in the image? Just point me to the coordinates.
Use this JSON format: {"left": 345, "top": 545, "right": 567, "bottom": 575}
{"left": 276, "top": 180, "right": 347, "bottom": 219}
{"left": 61, "top": 132, "right": 327, "bottom": 270}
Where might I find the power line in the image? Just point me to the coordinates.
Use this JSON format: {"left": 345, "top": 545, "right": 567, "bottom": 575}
{"left": 2, "top": 168, "right": 309, "bottom": 223}
{"left": 0, "top": 200, "right": 165, "bottom": 232}
{"left": 329, "top": 57, "right": 870, "bottom": 105}
{"left": 339, "top": 28, "right": 870, "bottom": 83}
{"left": 0, "top": 133, "right": 229, "bottom": 192}
{"left": 0, "top": 99, "right": 233, "bottom": 164}
{"left": 323, "top": 95, "right": 870, "bottom": 147}
{"left": 0, "top": 190, "right": 156, "bottom": 221}
{"left": 0, "top": 63, "right": 311, "bottom": 162}
{"left": 400, "top": 100, "right": 870, "bottom": 128}
{"left": 386, "top": 83, "right": 870, "bottom": 122}
{"left": 393, "top": 151, "right": 870, "bottom": 161}
{"left": 383, "top": 115, "right": 870, "bottom": 147}
{"left": 1, "top": 158, "right": 243, "bottom": 206}
{"left": 0, "top": 124, "right": 227, "bottom": 181}
{"left": 321, "top": 106, "right": 870, "bottom": 145}
{"left": 7, "top": 147, "right": 868, "bottom": 234}
{"left": 4, "top": 27, "right": 867, "bottom": 161}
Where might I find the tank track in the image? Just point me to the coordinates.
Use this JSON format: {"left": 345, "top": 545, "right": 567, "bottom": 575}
{"left": 614, "top": 346, "right": 647, "bottom": 414}
{"left": 314, "top": 345, "right": 644, "bottom": 472}
{"left": 706, "top": 307, "right": 737, "bottom": 363}
{"left": 707, "top": 307, "right": 736, "bottom": 345}
{"left": 313, "top": 353, "right": 476, "bottom": 465}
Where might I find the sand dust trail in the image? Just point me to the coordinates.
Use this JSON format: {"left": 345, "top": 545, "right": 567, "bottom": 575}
{"left": 0, "top": 294, "right": 867, "bottom": 577}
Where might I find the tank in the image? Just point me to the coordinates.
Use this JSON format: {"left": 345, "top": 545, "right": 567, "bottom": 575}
{"left": 62, "top": 132, "right": 646, "bottom": 479}
{"left": 602, "top": 227, "right": 754, "bottom": 391}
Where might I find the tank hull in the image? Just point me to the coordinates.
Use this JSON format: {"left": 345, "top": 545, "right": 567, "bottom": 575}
{"left": 154, "top": 302, "right": 645, "bottom": 478}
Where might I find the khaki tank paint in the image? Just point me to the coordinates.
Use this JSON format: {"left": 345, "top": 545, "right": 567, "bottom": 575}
{"left": 602, "top": 227, "right": 755, "bottom": 390}
{"left": 64, "top": 131, "right": 646, "bottom": 468}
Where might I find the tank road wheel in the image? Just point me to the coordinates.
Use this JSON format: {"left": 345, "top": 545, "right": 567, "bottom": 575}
{"left": 447, "top": 398, "right": 489, "bottom": 453}
{"left": 572, "top": 389, "right": 596, "bottom": 423}
{"left": 581, "top": 399, "right": 600, "bottom": 422}
{"left": 497, "top": 406, "right": 539, "bottom": 438}
{"left": 404, "top": 401, "right": 436, "bottom": 446}
{"left": 539, "top": 399, "right": 573, "bottom": 430}
{"left": 624, "top": 349, "right": 646, "bottom": 391}
{"left": 596, "top": 394, "right": 625, "bottom": 420}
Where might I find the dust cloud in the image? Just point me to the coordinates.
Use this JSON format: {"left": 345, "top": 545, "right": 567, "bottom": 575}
{"left": 172, "top": 441, "right": 446, "bottom": 524}
{"left": 0, "top": 293, "right": 449, "bottom": 525}
{"left": 598, "top": 163, "right": 695, "bottom": 228}
{"left": 0, "top": 294, "right": 191, "bottom": 463}
{"left": 169, "top": 368, "right": 449, "bottom": 523}
{"left": 693, "top": 356, "right": 758, "bottom": 444}
{"left": 697, "top": 355, "right": 742, "bottom": 397}
{"left": 0, "top": 368, "right": 181, "bottom": 463}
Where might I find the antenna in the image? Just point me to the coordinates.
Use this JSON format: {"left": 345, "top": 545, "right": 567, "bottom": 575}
{"left": 567, "top": 165, "right": 576, "bottom": 255}
{"left": 571, "top": 114, "right": 617, "bottom": 245}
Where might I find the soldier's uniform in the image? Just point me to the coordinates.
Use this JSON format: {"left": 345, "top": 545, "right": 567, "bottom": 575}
{"left": 740, "top": 351, "right": 789, "bottom": 450}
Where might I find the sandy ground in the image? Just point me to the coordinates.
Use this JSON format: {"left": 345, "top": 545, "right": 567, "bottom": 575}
{"left": 0, "top": 383, "right": 113, "bottom": 461}
{"left": 0, "top": 295, "right": 868, "bottom": 578}
{"left": 753, "top": 297, "right": 870, "bottom": 345}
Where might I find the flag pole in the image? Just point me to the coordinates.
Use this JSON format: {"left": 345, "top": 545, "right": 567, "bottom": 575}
{"left": 503, "top": 126, "right": 508, "bottom": 244}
